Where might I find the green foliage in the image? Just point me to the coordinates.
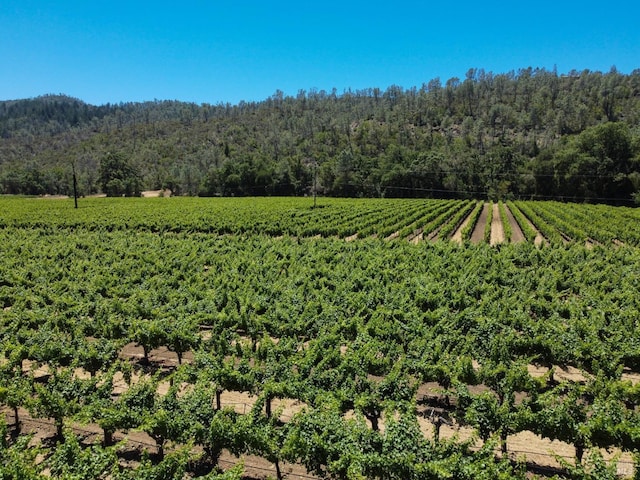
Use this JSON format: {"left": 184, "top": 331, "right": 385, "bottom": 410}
{"left": 0, "top": 366, "right": 32, "bottom": 432}
{"left": 114, "top": 447, "right": 199, "bottom": 480}
{"left": 284, "top": 403, "right": 376, "bottom": 478}
{"left": 99, "top": 151, "right": 141, "bottom": 197}
{"left": 506, "top": 201, "right": 537, "bottom": 242}
{"left": 460, "top": 201, "right": 483, "bottom": 241}
{"left": 164, "top": 318, "right": 201, "bottom": 364}
{"left": 205, "top": 408, "right": 253, "bottom": 463}
{"left": 2, "top": 197, "right": 640, "bottom": 478}
{"left": 0, "top": 421, "right": 44, "bottom": 480}
{"left": 27, "top": 367, "right": 97, "bottom": 440}
{"left": 45, "top": 430, "right": 120, "bottom": 479}
{"left": 73, "top": 337, "right": 121, "bottom": 377}
{"left": 483, "top": 203, "right": 493, "bottom": 243}
{"left": 438, "top": 200, "right": 476, "bottom": 239}
{"left": 498, "top": 201, "right": 512, "bottom": 242}
{"left": 2, "top": 69, "right": 640, "bottom": 202}
{"left": 193, "top": 463, "right": 244, "bottom": 480}
{"left": 557, "top": 449, "right": 621, "bottom": 480}
{"left": 543, "top": 122, "right": 638, "bottom": 202}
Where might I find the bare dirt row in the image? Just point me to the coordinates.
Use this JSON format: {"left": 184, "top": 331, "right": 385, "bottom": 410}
{"left": 469, "top": 203, "right": 489, "bottom": 243}
{"left": 449, "top": 203, "right": 538, "bottom": 245}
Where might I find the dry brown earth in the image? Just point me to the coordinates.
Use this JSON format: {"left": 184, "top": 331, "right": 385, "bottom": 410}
{"left": 470, "top": 203, "right": 489, "bottom": 243}
{"left": 451, "top": 212, "right": 473, "bottom": 244}
{"left": 384, "top": 231, "right": 400, "bottom": 241}
{"left": 489, "top": 203, "right": 504, "bottom": 246}
{"left": 406, "top": 228, "right": 423, "bottom": 243}
{"left": 410, "top": 231, "right": 424, "bottom": 244}
{"left": 141, "top": 190, "right": 172, "bottom": 197}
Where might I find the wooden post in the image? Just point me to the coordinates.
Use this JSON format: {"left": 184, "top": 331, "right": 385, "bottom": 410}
{"left": 72, "top": 161, "right": 78, "bottom": 209}
{"left": 313, "top": 159, "right": 317, "bottom": 209}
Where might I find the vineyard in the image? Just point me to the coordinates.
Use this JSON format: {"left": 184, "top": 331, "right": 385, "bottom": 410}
{"left": 2, "top": 197, "right": 640, "bottom": 246}
{"left": 2, "top": 196, "right": 640, "bottom": 479}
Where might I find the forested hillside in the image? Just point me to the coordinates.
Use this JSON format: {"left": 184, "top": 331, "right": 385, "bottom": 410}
{"left": 1, "top": 67, "right": 640, "bottom": 203}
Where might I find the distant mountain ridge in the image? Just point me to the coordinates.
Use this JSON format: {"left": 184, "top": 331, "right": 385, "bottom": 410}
{"left": 1, "top": 67, "right": 639, "bottom": 203}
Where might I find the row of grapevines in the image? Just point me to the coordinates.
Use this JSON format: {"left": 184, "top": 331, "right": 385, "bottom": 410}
{"left": 567, "top": 205, "right": 622, "bottom": 244}
{"left": 506, "top": 201, "right": 538, "bottom": 242}
{"left": 354, "top": 200, "right": 425, "bottom": 237}
{"left": 459, "top": 201, "right": 484, "bottom": 242}
{"left": 498, "top": 201, "right": 512, "bottom": 243}
{"left": 436, "top": 200, "right": 476, "bottom": 239}
{"left": 297, "top": 200, "right": 389, "bottom": 237}
{"left": 529, "top": 202, "right": 591, "bottom": 243}
{"left": 513, "top": 201, "right": 565, "bottom": 245}
{"left": 483, "top": 202, "right": 493, "bottom": 243}
{"left": 396, "top": 200, "right": 453, "bottom": 239}
{"left": 377, "top": 200, "right": 439, "bottom": 238}
{"left": 569, "top": 203, "right": 640, "bottom": 246}
{"left": 0, "top": 197, "right": 415, "bottom": 238}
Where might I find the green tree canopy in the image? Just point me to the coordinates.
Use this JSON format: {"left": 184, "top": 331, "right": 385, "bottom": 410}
{"left": 99, "top": 151, "right": 141, "bottom": 197}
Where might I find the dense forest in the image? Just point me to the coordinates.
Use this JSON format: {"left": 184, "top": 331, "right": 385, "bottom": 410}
{"left": 1, "top": 67, "right": 640, "bottom": 203}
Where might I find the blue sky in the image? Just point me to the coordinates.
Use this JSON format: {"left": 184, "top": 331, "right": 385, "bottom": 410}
{"left": 1, "top": 0, "right": 639, "bottom": 105}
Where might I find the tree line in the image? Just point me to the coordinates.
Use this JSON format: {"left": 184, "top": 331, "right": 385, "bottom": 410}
{"left": 1, "top": 67, "right": 639, "bottom": 203}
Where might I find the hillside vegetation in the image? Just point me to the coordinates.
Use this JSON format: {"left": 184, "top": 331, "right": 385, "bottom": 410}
{"left": 1, "top": 67, "right": 640, "bottom": 203}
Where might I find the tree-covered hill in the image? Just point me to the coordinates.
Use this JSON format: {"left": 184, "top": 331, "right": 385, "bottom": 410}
{"left": 1, "top": 67, "right": 639, "bottom": 203}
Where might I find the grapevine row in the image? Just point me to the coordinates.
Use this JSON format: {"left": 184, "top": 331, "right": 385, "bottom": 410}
{"left": 459, "top": 201, "right": 484, "bottom": 242}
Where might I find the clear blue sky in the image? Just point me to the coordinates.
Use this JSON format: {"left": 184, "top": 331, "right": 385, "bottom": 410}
{"left": 1, "top": 0, "right": 638, "bottom": 106}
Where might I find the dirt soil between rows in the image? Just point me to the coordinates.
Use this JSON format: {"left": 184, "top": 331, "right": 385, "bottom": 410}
{"left": 456, "top": 203, "right": 538, "bottom": 245}
{"left": 489, "top": 203, "right": 504, "bottom": 245}
{"left": 451, "top": 213, "right": 472, "bottom": 243}
{"left": 470, "top": 203, "right": 489, "bottom": 243}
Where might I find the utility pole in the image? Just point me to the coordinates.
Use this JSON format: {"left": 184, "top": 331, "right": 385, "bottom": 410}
{"left": 303, "top": 157, "right": 319, "bottom": 208}
{"left": 71, "top": 161, "right": 78, "bottom": 209}
{"left": 313, "top": 159, "right": 318, "bottom": 209}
